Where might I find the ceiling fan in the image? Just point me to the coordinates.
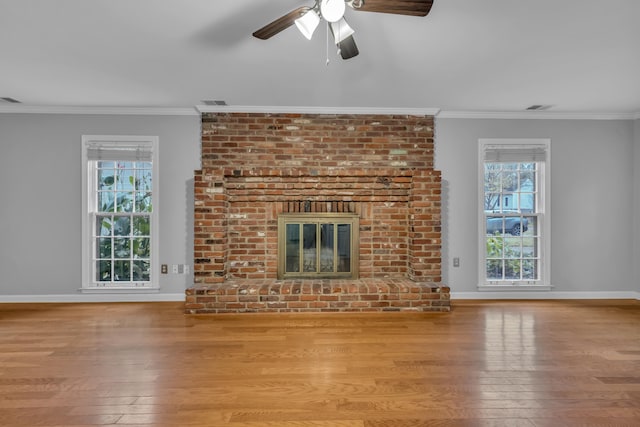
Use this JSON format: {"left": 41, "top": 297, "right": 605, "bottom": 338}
{"left": 252, "top": 0, "right": 434, "bottom": 60}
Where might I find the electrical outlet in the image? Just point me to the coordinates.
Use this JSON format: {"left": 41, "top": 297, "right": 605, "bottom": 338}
{"left": 453, "top": 257, "right": 460, "bottom": 267}
{"left": 161, "top": 264, "right": 168, "bottom": 274}
{"left": 184, "top": 265, "right": 190, "bottom": 275}
{"left": 172, "top": 264, "right": 178, "bottom": 274}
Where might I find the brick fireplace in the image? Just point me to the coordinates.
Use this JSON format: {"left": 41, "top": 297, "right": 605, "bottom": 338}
{"left": 185, "top": 112, "right": 450, "bottom": 313}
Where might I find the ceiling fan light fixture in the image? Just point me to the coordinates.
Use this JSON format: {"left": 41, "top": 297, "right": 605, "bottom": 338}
{"left": 295, "top": 8, "right": 321, "bottom": 40}
{"left": 330, "top": 18, "right": 355, "bottom": 44}
{"left": 337, "top": 34, "right": 359, "bottom": 59}
{"left": 320, "top": 0, "right": 346, "bottom": 23}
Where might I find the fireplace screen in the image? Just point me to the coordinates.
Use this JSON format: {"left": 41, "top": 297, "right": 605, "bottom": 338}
{"left": 278, "top": 214, "right": 359, "bottom": 279}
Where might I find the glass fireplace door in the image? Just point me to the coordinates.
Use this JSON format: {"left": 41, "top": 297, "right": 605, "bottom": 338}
{"left": 278, "top": 214, "right": 358, "bottom": 279}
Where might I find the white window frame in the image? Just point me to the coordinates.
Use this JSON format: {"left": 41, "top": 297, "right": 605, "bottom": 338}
{"left": 478, "top": 138, "right": 551, "bottom": 290}
{"left": 81, "top": 135, "right": 160, "bottom": 292}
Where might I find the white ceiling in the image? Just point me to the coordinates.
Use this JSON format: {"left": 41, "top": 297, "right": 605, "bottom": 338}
{"left": 1, "top": 0, "right": 639, "bottom": 116}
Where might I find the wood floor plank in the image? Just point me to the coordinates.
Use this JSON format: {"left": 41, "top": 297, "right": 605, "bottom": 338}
{"left": 0, "top": 300, "right": 638, "bottom": 426}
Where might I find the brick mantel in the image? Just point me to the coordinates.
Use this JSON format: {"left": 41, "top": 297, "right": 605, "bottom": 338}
{"left": 186, "top": 112, "right": 449, "bottom": 313}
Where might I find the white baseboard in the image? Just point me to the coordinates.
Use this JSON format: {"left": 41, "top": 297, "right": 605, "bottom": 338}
{"left": 0, "top": 293, "right": 185, "bottom": 303}
{"left": 2, "top": 292, "right": 638, "bottom": 303}
{"left": 451, "top": 291, "right": 640, "bottom": 300}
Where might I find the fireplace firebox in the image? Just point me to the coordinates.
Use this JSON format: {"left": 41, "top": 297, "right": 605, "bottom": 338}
{"left": 278, "top": 213, "right": 359, "bottom": 280}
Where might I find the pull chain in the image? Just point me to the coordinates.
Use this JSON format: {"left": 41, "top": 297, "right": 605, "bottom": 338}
{"left": 326, "top": 22, "right": 330, "bottom": 66}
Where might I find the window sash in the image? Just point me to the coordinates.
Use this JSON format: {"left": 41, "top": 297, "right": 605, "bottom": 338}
{"left": 484, "top": 212, "right": 543, "bottom": 284}
{"left": 94, "top": 160, "right": 153, "bottom": 214}
{"left": 92, "top": 212, "right": 152, "bottom": 284}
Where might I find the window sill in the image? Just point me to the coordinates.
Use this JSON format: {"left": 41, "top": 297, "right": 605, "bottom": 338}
{"left": 80, "top": 286, "right": 160, "bottom": 294}
{"left": 478, "top": 284, "right": 552, "bottom": 292}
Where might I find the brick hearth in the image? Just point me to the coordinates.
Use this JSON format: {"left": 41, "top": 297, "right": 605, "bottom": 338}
{"left": 186, "top": 279, "right": 450, "bottom": 313}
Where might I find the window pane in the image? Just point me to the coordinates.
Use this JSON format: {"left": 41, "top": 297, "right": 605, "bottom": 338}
{"left": 117, "top": 161, "right": 134, "bottom": 170}
{"left": 486, "top": 259, "right": 503, "bottom": 280}
{"left": 133, "top": 260, "right": 150, "bottom": 281}
{"left": 114, "top": 260, "right": 130, "bottom": 281}
{"left": 98, "top": 192, "right": 115, "bottom": 212}
{"left": 486, "top": 235, "right": 504, "bottom": 257}
{"left": 502, "top": 170, "right": 518, "bottom": 193}
{"left": 523, "top": 216, "right": 537, "bottom": 236}
{"left": 133, "top": 237, "right": 150, "bottom": 258}
{"left": 285, "top": 224, "right": 300, "bottom": 273}
{"left": 97, "top": 237, "right": 111, "bottom": 258}
{"left": 337, "top": 224, "right": 351, "bottom": 272}
{"left": 114, "top": 238, "right": 130, "bottom": 259}
{"left": 113, "top": 217, "right": 130, "bottom": 236}
{"left": 522, "top": 259, "right": 537, "bottom": 280}
{"left": 97, "top": 216, "right": 113, "bottom": 236}
{"left": 133, "top": 216, "right": 150, "bottom": 236}
{"left": 98, "top": 169, "right": 115, "bottom": 190}
{"left": 484, "top": 164, "right": 502, "bottom": 211}
{"left": 136, "top": 168, "right": 152, "bottom": 191}
{"left": 116, "top": 191, "right": 134, "bottom": 212}
{"left": 96, "top": 260, "right": 111, "bottom": 281}
{"left": 135, "top": 192, "right": 152, "bottom": 212}
{"left": 303, "top": 223, "right": 317, "bottom": 272}
{"left": 505, "top": 260, "right": 521, "bottom": 280}
{"left": 320, "top": 224, "right": 334, "bottom": 272}
{"left": 116, "top": 169, "right": 135, "bottom": 191}
{"left": 504, "top": 237, "right": 521, "bottom": 258}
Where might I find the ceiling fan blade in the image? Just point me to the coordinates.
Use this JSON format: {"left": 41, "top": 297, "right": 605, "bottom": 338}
{"left": 352, "top": 0, "right": 433, "bottom": 17}
{"left": 252, "top": 7, "right": 308, "bottom": 40}
{"left": 338, "top": 35, "right": 359, "bottom": 60}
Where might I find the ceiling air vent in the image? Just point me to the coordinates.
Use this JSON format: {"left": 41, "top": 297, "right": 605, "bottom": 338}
{"left": 202, "top": 100, "right": 227, "bottom": 106}
{"left": 526, "top": 104, "right": 553, "bottom": 111}
{"left": 1, "top": 97, "right": 21, "bottom": 103}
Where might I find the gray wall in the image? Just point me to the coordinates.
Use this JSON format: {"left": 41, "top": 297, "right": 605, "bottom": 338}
{"left": 1, "top": 112, "right": 638, "bottom": 299}
{"left": 0, "top": 113, "right": 201, "bottom": 298}
{"left": 436, "top": 118, "right": 636, "bottom": 295}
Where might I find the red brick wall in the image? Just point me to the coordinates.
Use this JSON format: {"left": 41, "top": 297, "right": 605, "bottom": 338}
{"left": 194, "top": 112, "right": 441, "bottom": 285}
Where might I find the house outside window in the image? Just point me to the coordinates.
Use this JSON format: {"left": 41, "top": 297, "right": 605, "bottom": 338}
{"left": 479, "top": 139, "right": 550, "bottom": 290}
{"left": 81, "top": 136, "right": 159, "bottom": 292}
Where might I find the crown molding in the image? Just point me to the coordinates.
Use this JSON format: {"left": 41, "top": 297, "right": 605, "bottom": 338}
{"left": 437, "top": 110, "right": 637, "bottom": 120}
{"left": 196, "top": 105, "right": 442, "bottom": 116}
{"left": 0, "top": 105, "right": 200, "bottom": 115}
{"left": 1, "top": 104, "right": 637, "bottom": 120}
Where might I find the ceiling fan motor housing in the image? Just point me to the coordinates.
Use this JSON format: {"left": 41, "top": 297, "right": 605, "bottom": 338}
{"left": 320, "top": 0, "right": 346, "bottom": 22}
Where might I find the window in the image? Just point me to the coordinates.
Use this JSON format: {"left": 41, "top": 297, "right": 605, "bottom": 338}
{"left": 278, "top": 214, "right": 359, "bottom": 279}
{"left": 479, "top": 139, "right": 550, "bottom": 289}
{"left": 81, "top": 136, "right": 159, "bottom": 291}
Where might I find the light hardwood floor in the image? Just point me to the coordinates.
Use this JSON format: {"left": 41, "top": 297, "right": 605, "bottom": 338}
{"left": 1, "top": 300, "right": 639, "bottom": 426}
